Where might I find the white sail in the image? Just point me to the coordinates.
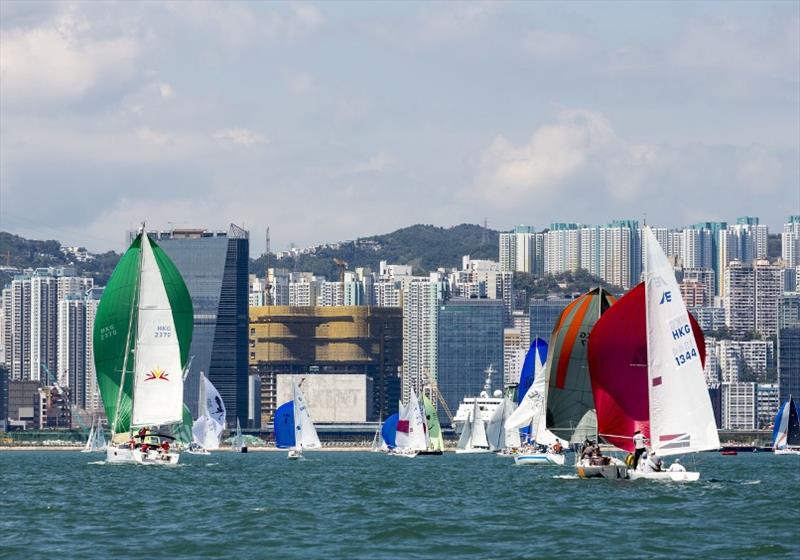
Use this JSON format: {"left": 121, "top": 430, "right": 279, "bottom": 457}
{"left": 774, "top": 401, "right": 790, "bottom": 449}
{"left": 200, "top": 372, "right": 226, "bottom": 429}
{"left": 83, "top": 420, "right": 95, "bottom": 451}
{"left": 192, "top": 414, "right": 222, "bottom": 450}
{"left": 395, "top": 388, "right": 427, "bottom": 451}
{"left": 644, "top": 227, "right": 720, "bottom": 456}
{"left": 487, "top": 398, "right": 509, "bottom": 451}
{"left": 506, "top": 349, "right": 564, "bottom": 446}
{"left": 472, "top": 409, "right": 489, "bottom": 449}
{"left": 293, "top": 380, "right": 321, "bottom": 449}
{"left": 456, "top": 407, "right": 474, "bottom": 450}
{"left": 131, "top": 234, "right": 184, "bottom": 426}
{"left": 94, "top": 421, "right": 107, "bottom": 451}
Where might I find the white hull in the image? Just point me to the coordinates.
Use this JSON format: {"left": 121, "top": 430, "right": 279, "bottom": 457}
{"left": 774, "top": 448, "right": 800, "bottom": 455}
{"left": 287, "top": 449, "right": 304, "bottom": 460}
{"left": 106, "top": 446, "right": 180, "bottom": 466}
{"left": 629, "top": 470, "right": 700, "bottom": 482}
{"left": 455, "top": 448, "right": 491, "bottom": 454}
{"left": 389, "top": 448, "right": 419, "bottom": 458}
{"left": 514, "top": 453, "right": 565, "bottom": 466}
{"left": 186, "top": 448, "right": 210, "bottom": 456}
{"left": 575, "top": 457, "right": 629, "bottom": 479}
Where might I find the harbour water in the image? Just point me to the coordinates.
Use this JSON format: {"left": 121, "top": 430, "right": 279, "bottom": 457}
{"left": 2, "top": 450, "right": 798, "bottom": 559}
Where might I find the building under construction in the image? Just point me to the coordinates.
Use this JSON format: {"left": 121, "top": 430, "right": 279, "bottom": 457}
{"left": 249, "top": 306, "right": 402, "bottom": 427}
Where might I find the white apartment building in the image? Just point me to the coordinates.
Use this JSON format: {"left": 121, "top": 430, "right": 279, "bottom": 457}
{"left": 782, "top": 215, "right": 800, "bottom": 268}
{"left": 401, "top": 274, "right": 446, "bottom": 402}
{"left": 721, "top": 382, "right": 757, "bottom": 430}
{"left": 544, "top": 225, "right": 581, "bottom": 275}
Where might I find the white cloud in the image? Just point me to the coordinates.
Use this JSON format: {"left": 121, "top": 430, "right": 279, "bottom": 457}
{"left": 214, "top": 128, "right": 268, "bottom": 146}
{"left": 0, "top": 9, "right": 141, "bottom": 106}
{"left": 470, "top": 109, "right": 659, "bottom": 206}
{"left": 159, "top": 83, "right": 175, "bottom": 99}
{"left": 419, "top": 1, "right": 497, "bottom": 42}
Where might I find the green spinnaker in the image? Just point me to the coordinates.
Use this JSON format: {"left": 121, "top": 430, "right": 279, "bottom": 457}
{"left": 93, "top": 233, "right": 193, "bottom": 435}
{"left": 423, "top": 395, "right": 444, "bottom": 451}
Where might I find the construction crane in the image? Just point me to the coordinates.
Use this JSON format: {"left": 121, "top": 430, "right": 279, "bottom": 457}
{"left": 333, "top": 257, "right": 347, "bottom": 283}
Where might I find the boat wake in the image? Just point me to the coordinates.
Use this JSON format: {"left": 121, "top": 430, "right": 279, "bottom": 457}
{"left": 205, "top": 462, "right": 219, "bottom": 466}
{"left": 740, "top": 480, "right": 761, "bottom": 485}
{"left": 552, "top": 474, "right": 580, "bottom": 480}
{"left": 87, "top": 461, "right": 106, "bottom": 465}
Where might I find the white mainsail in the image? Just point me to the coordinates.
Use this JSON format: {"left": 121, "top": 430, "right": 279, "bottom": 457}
{"left": 487, "top": 398, "right": 519, "bottom": 451}
{"left": 458, "top": 399, "right": 489, "bottom": 451}
{"left": 131, "top": 233, "right": 184, "bottom": 427}
{"left": 293, "top": 380, "right": 321, "bottom": 450}
{"left": 395, "top": 388, "right": 427, "bottom": 452}
{"left": 83, "top": 420, "right": 95, "bottom": 452}
{"left": 94, "top": 421, "right": 107, "bottom": 450}
{"left": 644, "top": 227, "right": 720, "bottom": 456}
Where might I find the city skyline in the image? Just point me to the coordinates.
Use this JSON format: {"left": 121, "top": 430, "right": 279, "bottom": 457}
{"left": 1, "top": 1, "right": 798, "bottom": 254}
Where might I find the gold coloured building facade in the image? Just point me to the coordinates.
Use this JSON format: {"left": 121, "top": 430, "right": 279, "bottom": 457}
{"left": 249, "top": 306, "right": 402, "bottom": 426}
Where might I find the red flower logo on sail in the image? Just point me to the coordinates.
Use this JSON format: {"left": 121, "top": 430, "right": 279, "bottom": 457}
{"left": 145, "top": 367, "right": 169, "bottom": 381}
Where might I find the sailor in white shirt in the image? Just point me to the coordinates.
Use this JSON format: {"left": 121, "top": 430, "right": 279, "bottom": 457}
{"left": 667, "top": 458, "right": 686, "bottom": 472}
{"left": 632, "top": 430, "right": 647, "bottom": 468}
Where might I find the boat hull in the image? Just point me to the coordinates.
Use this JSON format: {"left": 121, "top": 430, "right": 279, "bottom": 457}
{"left": 455, "top": 448, "right": 491, "bottom": 454}
{"left": 514, "top": 453, "right": 565, "bottom": 466}
{"left": 106, "top": 446, "right": 180, "bottom": 466}
{"left": 774, "top": 448, "right": 800, "bottom": 455}
{"left": 417, "top": 450, "right": 443, "bottom": 456}
{"left": 629, "top": 471, "right": 700, "bottom": 482}
{"left": 575, "top": 463, "right": 630, "bottom": 479}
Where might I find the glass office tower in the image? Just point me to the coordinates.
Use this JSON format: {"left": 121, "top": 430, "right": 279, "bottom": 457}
{"left": 135, "top": 225, "right": 249, "bottom": 427}
{"left": 436, "top": 298, "right": 504, "bottom": 426}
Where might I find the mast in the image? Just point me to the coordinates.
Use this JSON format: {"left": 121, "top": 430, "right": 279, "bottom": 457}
{"left": 111, "top": 226, "right": 144, "bottom": 436}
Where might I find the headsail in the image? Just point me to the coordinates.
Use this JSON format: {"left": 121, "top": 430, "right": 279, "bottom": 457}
{"left": 772, "top": 396, "right": 800, "bottom": 450}
{"left": 516, "top": 339, "right": 546, "bottom": 404}
{"left": 293, "top": 380, "right": 321, "bottom": 449}
{"left": 422, "top": 395, "right": 444, "bottom": 451}
{"left": 381, "top": 413, "right": 399, "bottom": 449}
{"left": 395, "top": 388, "right": 427, "bottom": 451}
{"left": 588, "top": 282, "right": 705, "bottom": 451}
{"left": 274, "top": 401, "right": 295, "bottom": 448}
{"left": 545, "top": 288, "right": 615, "bottom": 444}
{"left": 93, "top": 232, "right": 193, "bottom": 434}
{"left": 643, "top": 227, "right": 720, "bottom": 456}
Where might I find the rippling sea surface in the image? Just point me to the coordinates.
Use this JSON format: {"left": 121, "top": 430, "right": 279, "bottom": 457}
{"left": 2, "top": 450, "right": 798, "bottom": 559}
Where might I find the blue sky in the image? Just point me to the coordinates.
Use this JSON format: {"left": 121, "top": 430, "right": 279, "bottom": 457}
{"left": 1, "top": 1, "right": 798, "bottom": 253}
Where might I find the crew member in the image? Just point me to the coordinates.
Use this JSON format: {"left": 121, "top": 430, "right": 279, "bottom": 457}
{"left": 632, "top": 430, "right": 647, "bottom": 468}
{"left": 667, "top": 458, "right": 686, "bottom": 472}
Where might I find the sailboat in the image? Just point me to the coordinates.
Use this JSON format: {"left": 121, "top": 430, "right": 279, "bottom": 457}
{"left": 486, "top": 397, "right": 520, "bottom": 454}
{"left": 81, "top": 417, "right": 107, "bottom": 453}
{"left": 233, "top": 418, "right": 247, "bottom": 453}
{"left": 274, "top": 378, "right": 322, "bottom": 460}
{"left": 419, "top": 394, "right": 444, "bottom": 455}
{"left": 393, "top": 388, "right": 427, "bottom": 457}
{"left": 582, "top": 226, "right": 720, "bottom": 481}
{"left": 456, "top": 398, "right": 490, "bottom": 454}
{"left": 378, "top": 413, "right": 399, "bottom": 453}
{"left": 772, "top": 396, "right": 800, "bottom": 455}
{"left": 94, "top": 227, "right": 193, "bottom": 466}
{"left": 507, "top": 338, "right": 567, "bottom": 465}
{"left": 189, "top": 372, "right": 226, "bottom": 454}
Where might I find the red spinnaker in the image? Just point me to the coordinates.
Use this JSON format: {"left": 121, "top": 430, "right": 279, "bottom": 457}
{"left": 587, "top": 283, "right": 705, "bottom": 452}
